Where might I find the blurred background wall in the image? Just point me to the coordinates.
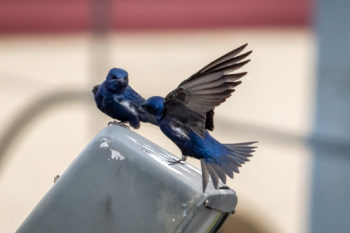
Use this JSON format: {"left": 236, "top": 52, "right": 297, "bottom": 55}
{"left": 0, "top": 0, "right": 349, "bottom": 232}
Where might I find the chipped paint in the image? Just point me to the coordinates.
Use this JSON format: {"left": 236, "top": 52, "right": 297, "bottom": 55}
{"left": 100, "top": 141, "right": 109, "bottom": 148}
{"left": 100, "top": 138, "right": 124, "bottom": 161}
{"left": 110, "top": 149, "right": 125, "bottom": 160}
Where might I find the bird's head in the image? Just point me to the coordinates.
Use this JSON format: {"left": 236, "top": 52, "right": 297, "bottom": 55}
{"left": 91, "top": 84, "right": 100, "bottom": 95}
{"left": 141, "top": 96, "right": 165, "bottom": 118}
{"left": 104, "top": 68, "right": 129, "bottom": 93}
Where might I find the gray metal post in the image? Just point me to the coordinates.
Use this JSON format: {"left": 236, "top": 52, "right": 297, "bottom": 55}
{"left": 16, "top": 126, "right": 237, "bottom": 233}
{"left": 311, "top": 1, "right": 350, "bottom": 232}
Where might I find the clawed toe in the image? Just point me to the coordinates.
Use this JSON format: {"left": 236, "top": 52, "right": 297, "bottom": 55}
{"left": 168, "top": 159, "right": 185, "bottom": 165}
{"left": 218, "top": 185, "right": 230, "bottom": 190}
{"left": 108, "top": 120, "right": 117, "bottom": 126}
{"left": 54, "top": 175, "right": 60, "bottom": 183}
{"left": 108, "top": 121, "right": 130, "bottom": 128}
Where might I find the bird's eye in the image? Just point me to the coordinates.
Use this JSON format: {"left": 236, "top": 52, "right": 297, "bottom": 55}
{"left": 110, "top": 75, "right": 117, "bottom": 80}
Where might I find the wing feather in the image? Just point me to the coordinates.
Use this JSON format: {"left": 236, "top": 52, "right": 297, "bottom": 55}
{"left": 165, "top": 44, "right": 251, "bottom": 137}
{"left": 180, "top": 43, "right": 249, "bottom": 85}
{"left": 190, "top": 72, "right": 246, "bottom": 91}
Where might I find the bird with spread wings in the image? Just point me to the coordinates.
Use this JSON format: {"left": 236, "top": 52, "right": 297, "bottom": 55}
{"left": 141, "top": 44, "right": 257, "bottom": 192}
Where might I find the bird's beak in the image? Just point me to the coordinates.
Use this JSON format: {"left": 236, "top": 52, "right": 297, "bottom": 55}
{"left": 116, "top": 79, "right": 126, "bottom": 85}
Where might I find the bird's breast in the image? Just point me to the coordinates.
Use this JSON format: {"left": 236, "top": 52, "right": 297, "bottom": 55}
{"left": 118, "top": 100, "right": 137, "bottom": 116}
{"left": 159, "top": 120, "right": 189, "bottom": 145}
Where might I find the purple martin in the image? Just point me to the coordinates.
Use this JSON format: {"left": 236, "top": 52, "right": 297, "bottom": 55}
{"left": 92, "top": 68, "right": 157, "bottom": 128}
{"left": 141, "top": 44, "right": 257, "bottom": 192}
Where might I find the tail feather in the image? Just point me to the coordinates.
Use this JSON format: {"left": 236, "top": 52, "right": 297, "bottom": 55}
{"left": 211, "top": 163, "right": 227, "bottom": 184}
{"left": 226, "top": 155, "right": 243, "bottom": 169}
{"left": 226, "top": 142, "right": 257, "bottom": 148}
{"left": 225, "top": 161, "right": 239, "bottom": 174}
{"left": 229, "top": 147, "right": 256, "bottom": 153}
{"left": 233, "top": 151, "right": 255, "bottom": 157}
{"left": 226, "top": 141, "right": 256, "bottom": 146}
{"left": 231, "top": 151, "right": 253, "bottom": 159}
{"left": 227, "top": 145, "right": 256, "bottom": 151}
{"left": 200, "top": 160, "right": 210, "bottom": 192}
{"left": 225, "top": 141, "right": 257, "bottom": 166}
{"left": 228, "top": 154, "right": 250, "bottom": 163}
{"left": 207, "top": 164, "right": 220, "bottom": 189}
{"left": 220, "top": 162, "right": 234, "bottom": 178}
{"left": 200, "top": 141, "right": 257, "bottom": 192}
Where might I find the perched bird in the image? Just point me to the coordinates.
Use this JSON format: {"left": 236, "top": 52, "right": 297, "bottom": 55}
{"left": 141, "top": 44, "right": 257, "bottom": 192}
{"left": 92, "top": 68, "right": 157, "bottom": 128}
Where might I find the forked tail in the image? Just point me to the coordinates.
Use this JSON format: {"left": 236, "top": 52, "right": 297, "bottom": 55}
{"left": 201, "top": 141, "right": 257, "bottom": 192}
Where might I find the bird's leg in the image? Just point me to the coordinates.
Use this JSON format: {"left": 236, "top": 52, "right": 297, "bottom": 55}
{"left": 108, "top": 120, "right": 130, "bottom": 129}
{"left": 168, "top": 155, "right": 187, "bottom": 165}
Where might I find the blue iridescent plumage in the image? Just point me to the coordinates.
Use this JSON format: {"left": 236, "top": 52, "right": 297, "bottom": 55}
{"left": 141, "top": 44, "right": 257, "bottom": 192}
{"left": 92, "top": 68, "right": 157, "bottom": 128}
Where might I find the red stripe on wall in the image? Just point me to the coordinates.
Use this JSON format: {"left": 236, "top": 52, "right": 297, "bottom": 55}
{"left": 0, "top": 0, "right": 312, "bottom": 33}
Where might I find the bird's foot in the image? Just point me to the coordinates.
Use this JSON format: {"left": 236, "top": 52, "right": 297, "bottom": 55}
{"left": 168, "top": 159, "right": 185, "bottom": 165}
{"left": 54, "top": 175, "right": 60, "bottom": 183}
{"left": 218, "top": 185, "right": 230, "bottom": 190}
{"left": 108, "top": 121, "right": 129, "bottom": 129}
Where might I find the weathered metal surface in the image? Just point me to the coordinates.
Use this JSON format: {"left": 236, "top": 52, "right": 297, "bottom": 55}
{"left": 16, "top": 125, "right": 237, "bottom": 233}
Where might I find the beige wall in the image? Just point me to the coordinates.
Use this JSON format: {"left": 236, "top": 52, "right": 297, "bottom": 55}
{"left": 0, "top": 29, "right": 314, "bottom": 233}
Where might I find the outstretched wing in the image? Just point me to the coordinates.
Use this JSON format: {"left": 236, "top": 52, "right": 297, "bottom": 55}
{"left": 164, "top": 44, "right": 251, "bottom": 137}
